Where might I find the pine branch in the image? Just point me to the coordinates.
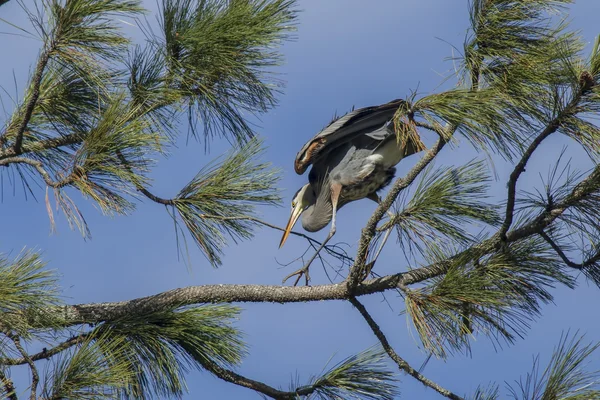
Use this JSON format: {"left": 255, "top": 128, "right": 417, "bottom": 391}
{"left": 0, "top": 133, "right": 84, "bottom": 159}
{"left": 507, "top": 331, "right": 600, "bottom": 399}
{"left": 11, "top": 43, "right": 54, "bottom": 153}
{"left": 199, "top": 358, "right": 302, "bottom": 399}
{"left": 0, "top": 157, "right": 74, "bottom": 188}
{"left": 499, "top": 82, "right": 590, "bottom": 240}
{"left": 349, "top": 297, "right": 464, "bottom": 400}
{"left": 540, "top": 231, "right": 600, "bottom": 285}
{"left": 10, "top": 336, "right": 39, "bottom": 400}
{"left": 0, "top": 334, "right": 89, "bottom": 366}
{"left": 398, "top": 163, "right": 600, "bottom": 287}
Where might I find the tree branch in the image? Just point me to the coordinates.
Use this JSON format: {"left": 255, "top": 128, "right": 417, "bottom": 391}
{"left": 349, "top": 297, "right": 464, "bottom": 400}
{"left": 10, "top": 336, "right": 39, "bottom": 400}
{"left": 0, "top": 334, "right": 89, "bottom": 366}
{"left": 0, "top": 157, "right": 73, "bottom": 188}
{"left": 10, "top": 43, "right": 54, "bottom": 153}
{"left": 499, "top": 91, "right": 585, "bottom": 241}
{"left": 398, "top": 163, "right": 600, "bottom": 286}
{"left": 20, "top": 161, "right": 600, "bottom": 329}
{"left": 0, "top": 133, "right": 84, "bottom": 160}
{"left": 539, "top": 231, "right": 600, "bottom": 270}
{"left": 200, "top": 358, "right": 315, "bottom": 400}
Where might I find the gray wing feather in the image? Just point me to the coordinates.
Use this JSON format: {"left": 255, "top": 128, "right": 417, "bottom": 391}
{"left": 295, "top": 99, "right": 405, "bottom": 165}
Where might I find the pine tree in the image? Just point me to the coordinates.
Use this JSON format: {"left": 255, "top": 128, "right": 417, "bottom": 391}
{"left": 0, "top": 0, "right": 600, "bottom": 398}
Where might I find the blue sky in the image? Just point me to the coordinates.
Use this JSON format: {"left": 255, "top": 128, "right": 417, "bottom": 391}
{"left": 1, "top": 0, "right": 600, "bottom": 398}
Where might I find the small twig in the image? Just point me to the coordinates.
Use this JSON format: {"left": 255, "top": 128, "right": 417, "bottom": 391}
{"left": 10, "top": 336, "right": 39, "bottom": 400}
{"left": 539, "top": 231, "right": 600, "bottom": 270}
{"left": 349, "top": 297, "right": 464, "bottom": 400}
{"left": 0, "top": 157, "right": 73, "bottom": 188}
{"left": 199, "top": 357, "right": 316, "bottom": 399}
{"left": 0, "top": 333, "right": 89, "bottom": 366}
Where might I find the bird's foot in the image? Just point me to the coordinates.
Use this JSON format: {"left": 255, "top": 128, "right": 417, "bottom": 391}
{"left": 282, "top": 264, "right": 312, "bottom": 286}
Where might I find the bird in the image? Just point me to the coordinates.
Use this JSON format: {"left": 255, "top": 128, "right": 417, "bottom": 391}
{"left": 278, "top": 98, "right": 426, "bottom": 280}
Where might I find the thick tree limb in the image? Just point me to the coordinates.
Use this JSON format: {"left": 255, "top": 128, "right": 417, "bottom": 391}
{"left": 349, "top": 297, "right": 464, "bottom": 400}
{"left": 22, "top": 162, "right": 600, "bottom": 329}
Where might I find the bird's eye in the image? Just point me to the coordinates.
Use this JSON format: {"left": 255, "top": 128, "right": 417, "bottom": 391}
{"left": 291, "top": 201, "right": 296, "bottom": 209}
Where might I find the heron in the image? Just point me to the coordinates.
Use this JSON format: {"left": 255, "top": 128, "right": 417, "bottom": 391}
{"left": 279, "top": 98, "right": 425, "bottom": 281}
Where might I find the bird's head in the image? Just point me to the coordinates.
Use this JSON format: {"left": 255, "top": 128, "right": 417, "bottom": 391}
{"left": 279, "top": 184, "right": 315, "bottom": 248}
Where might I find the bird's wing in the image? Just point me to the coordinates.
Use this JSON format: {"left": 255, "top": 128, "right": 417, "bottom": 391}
{"left": 294, "top": 99, "right": 406, "bottom": 174}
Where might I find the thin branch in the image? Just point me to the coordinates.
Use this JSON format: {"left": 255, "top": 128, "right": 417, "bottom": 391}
{"left": 349, "top": 297, "right": 464, "bottom": 400}
{"left": 0, "top": 157, "right": 73, "bottom": 188}
{"left": 499, "top": 120, "right": 560, "bottom": 240}
{"left": 399, "top": 164, "right": 600, "bottom": 286}
{"left": 10, "top": 336, "right": 39, "bottom": 400}
{"left": 0, "top": 333, "right": 89, "bottom": 366}
{"left": 347, "top": 137, "right": 448, "bottom": 288}
{"left": 200, "top": 358, "right": 314, "bottom": 400}
{"left": 499, "top": 91, "right": 585, "bottom": 241}
{"left": 11, "top": 43, "right": 54, "bottom": 153}
{"left": 539, "top": 231, "right": 600, "bottom": 270}
{"left": 0, "top": 133, "right": 84, "bottom": 160}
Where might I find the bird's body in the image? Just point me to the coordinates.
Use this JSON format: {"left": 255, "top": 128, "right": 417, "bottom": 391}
{"left": 301, "top": 125, "right": 400, "bottom": 232}
{"left": 279, "top": 98, "right": 425, "bottom": 281}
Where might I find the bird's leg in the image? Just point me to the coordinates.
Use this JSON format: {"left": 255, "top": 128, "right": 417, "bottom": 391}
{"left": 362, "top": 193, "right": 395, "bottom": 279}
{"left": 282, "top": 182, "right": 342, "bottom": 286}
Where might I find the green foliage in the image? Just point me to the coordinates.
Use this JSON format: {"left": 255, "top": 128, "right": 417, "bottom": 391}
{"left": 465, "top": 0, "right": 574, "bottom": 88}
{"left": 161, "top": 0, "right": 298, "bottom": 142}
{"left": 173, "top": 138, "right": 281, "bottom": 266}
{"left": 0, "top": 249, "right": 61, "bottom": 335}
{"left": 43, "top": 331, "right": 135, "bottom": 399}
{"left": 126, "top": 45, "right": 180, "bottom": 140}
{"left": 47, "top": 0, "right": 143, "bottom": 82}
{"left": 71, "top": 92, "right": 162, "bottom": 215}
{"left": 413, "top": 88, "right": 523, "bottom": 157}
{"left": 519, "top": 154, "right": 600, "bottom": 286}
{"left": 507, "top": 331, "right": 600, "bottom": 399}
{"left": 390, "top": 159, "right": 500, "bottom": 257}
{"left": 406, "top": 235, "right": 575, "bottom": 358}
{"left": 468, "top": 384, "right": 500, "bottom": 400}
{"left": 94, "top": 304, "right": 246, "bottom": 399}
{"left": 298, "top": 346, "right": 399, "bottom": 400}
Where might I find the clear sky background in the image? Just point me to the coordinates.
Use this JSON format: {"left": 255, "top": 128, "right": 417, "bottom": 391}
{"left": 1, "top": 0, "right": 600, "bottom": 399}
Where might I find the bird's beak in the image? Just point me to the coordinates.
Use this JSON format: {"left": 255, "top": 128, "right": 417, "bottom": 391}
{"left": 279, "top": 204, "right": 303, "bottom": 248}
